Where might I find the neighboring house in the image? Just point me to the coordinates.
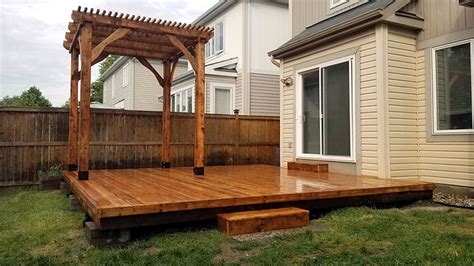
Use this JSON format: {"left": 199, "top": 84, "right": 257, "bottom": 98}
{"left": 101, "top": 57, "right": 187, "bottom": 110}
{"left": 269, "top": 0, "right": 474, "bottom": 187}
{"left": 170, "top": 0, "right": 289, "bottom": 116}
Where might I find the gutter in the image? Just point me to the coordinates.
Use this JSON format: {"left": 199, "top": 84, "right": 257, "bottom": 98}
{"left": 270, "top": 55, "right": 280, "bottom": 68}
{"left": 269, "top": 9, "right": 383, "bottom": 59}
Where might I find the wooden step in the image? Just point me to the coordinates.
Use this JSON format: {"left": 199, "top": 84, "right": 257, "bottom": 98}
{"left": 287, "top": 162, "right": 328, "bottom": 173}
{"left": 217, "top": 207, "right": 309, "bottom": 235}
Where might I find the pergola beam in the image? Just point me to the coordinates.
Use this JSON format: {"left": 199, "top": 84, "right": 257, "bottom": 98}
{"left": 71, "top": 10, "right": 213, "bottom": 39}
{"left": 136, "top": 57, "right": 165, "bottom": 88}
{"left": 166, "top": 34, "right": 197, "bottom": 70}
{"left": 91, "top": 27, "right": 130, "bottom": 63}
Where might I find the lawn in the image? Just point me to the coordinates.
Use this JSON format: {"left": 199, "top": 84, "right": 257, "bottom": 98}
{"left": 0, "top": 187, "right": 473, "bottom": 265}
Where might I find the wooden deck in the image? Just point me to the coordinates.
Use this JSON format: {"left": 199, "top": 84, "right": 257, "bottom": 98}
{"left": 64, "top": 165, "right": 435, "bottom": 230}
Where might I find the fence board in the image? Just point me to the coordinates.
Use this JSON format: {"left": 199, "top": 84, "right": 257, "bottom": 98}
{"left": 0, "top": 108, "right": 280, "bottom": 186}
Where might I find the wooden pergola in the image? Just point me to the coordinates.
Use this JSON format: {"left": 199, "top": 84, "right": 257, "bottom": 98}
{"left": 63, "top": 7, "right": 213, "bottom": 180}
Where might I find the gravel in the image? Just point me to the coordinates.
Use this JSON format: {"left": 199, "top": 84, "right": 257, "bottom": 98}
{"left": 433, "top": 192, "right": 474, "bottom": 209}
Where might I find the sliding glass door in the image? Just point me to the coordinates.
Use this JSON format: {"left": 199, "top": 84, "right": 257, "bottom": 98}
{"left": 296, "top": 56, "right": 354, "bottom": 161}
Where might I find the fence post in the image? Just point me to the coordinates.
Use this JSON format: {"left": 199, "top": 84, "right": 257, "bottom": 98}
{"left": 234, "top": 109, "right": 240, "bottom": 165}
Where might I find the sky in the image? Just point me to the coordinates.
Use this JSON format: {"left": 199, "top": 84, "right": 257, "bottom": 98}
{"left": 0, "top": 0, "right": 218, "bottom": 106}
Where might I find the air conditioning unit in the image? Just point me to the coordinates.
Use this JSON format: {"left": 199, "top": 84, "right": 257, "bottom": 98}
{"left": 459, "top": 0, "right": 474, "bottom": 7}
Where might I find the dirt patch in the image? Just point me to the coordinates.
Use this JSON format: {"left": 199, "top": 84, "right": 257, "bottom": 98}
{"left": 213, "top": 242, "right": 250, "bottom": 264}
{"left": 143, "top": 246, "right": 161, "bottom": 256}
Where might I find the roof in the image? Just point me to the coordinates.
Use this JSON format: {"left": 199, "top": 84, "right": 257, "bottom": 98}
{"left": 172, "top": 57, "right": 238, "bottom": 85}
{"left": 193, "top": 0, "right": 288, "bottom": 26}
{"left": 269, "top": 0, "right": 398, "bottom": 59}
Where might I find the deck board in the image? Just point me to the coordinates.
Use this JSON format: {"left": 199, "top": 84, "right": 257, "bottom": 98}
{"left": 64, "top": 165, "right": 435, "bottom": 229}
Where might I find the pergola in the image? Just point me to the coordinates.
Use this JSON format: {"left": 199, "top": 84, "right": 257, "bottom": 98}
{"left": 63, "top": 7, "right": 213, "bottom": 180}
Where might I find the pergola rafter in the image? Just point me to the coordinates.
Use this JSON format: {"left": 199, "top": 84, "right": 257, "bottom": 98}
{"left": 64, "top": 6, "right": 213, "bottom": 180}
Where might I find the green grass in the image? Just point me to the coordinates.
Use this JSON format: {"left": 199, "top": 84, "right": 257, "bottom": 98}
{"left": 0, "top": 188, "right": 473, "bottom": 265}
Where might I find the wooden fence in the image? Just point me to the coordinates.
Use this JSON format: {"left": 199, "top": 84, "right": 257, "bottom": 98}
{"left": 0, "top": 108, "right": 279, "bottom": 186}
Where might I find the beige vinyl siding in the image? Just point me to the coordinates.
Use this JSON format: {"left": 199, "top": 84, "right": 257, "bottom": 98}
{"left": 133, "top": 60, "right": 164, "bottom": 111}
{"left": 415, "top": 0, "right": 474, "bottom": 42}
{"left": 290, "top": 0, "right": 364, "bottom": 37}
{"left": 416, "top": 50, "right": 474, "bottom": 187}
{"left": 387, "top": 27, "right": 419, "bottom": 179}
{"left": 235, "top": 73, "right": 243, "bottom": 112}
{"left": 290, "top": 0, "right": 328, "bottom": 37}
{"left": 133, "top": 60, "right": 187, "bottom": 111}
{"left": 103, "top": 64, "right": 128, "bottom": 106}
{"left": 280, "top": 29, "right": 377, "bottom": 174}
{"left": 249, "top": 73, "right": 280, "bottom": 116}
{"left": 360, "top": 32, "right": 378, "bottom": 177}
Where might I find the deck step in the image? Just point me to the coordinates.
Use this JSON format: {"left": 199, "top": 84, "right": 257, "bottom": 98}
{"left": 287, "top": 162, "right": 328, "bottom": 173}
{"left": 217, "top": 207, "right": 309, "bottom": 235}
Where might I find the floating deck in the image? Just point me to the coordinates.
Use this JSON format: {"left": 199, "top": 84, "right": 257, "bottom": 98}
{"left": 64, "top": 165, "right": 435, "bottom": 230}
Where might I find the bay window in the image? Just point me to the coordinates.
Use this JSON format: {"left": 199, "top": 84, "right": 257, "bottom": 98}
{"left": 171, "top": 87, "right": 194, "bottom": 113}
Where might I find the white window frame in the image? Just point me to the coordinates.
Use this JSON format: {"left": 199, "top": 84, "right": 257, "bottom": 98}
{"left": 206, "top": 20, "right": 224, "bottom": 59}
{"left": 330, "top": 0, "right": 348, "bottom": 9}
{"left": 122, "top": 63, "right": 129, "bottom": 87}
{"left": 210, "top": 82, "right": 234, "bottom": 115}
{"left": 295, "top": 55, "right": 356, "bottom": 163}
{"left": 431, "top": 39, "right": 474, "bottom": 135}
{"left": 111, "top": 73, "right": 116, "bottom": 98}
{"left": 171, "top": 85, "right": 195, "bottom": 113}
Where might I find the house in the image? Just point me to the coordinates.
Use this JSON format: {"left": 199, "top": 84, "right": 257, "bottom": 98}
{"left": 101, "top": 57, "right": 188, "bottom": 110}
{"left": 170, "top": 0, "right": 289, "bottom": 116}
{"left": 269, "top": 0, "right": 474, "bottom": 187}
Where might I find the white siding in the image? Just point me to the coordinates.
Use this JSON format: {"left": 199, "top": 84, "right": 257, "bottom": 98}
{"left": 235, "top": 73, "right": 243, "bottom": 112}
{"left": 249, "top": 2, "right": 289, "bottom": 74}
{"left": 204, "top": 2, "right": 244, "bottom": 71}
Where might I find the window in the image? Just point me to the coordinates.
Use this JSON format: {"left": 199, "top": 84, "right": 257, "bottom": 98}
{"left": 171, "top": 87, "right": 194, "bottom": 113}
{"left": 171, "top": 95, "right": 175, "bottom": 112}
{"left": 211, "top": 83, "right": 233, "bottom": 114}
{"left": 122, "top": 63, "right": 129, "bottom": 86}
{"left": 296, "top": 56, "right": 354, "bottom": 162}
{"left": 111, "top": 73, "right": 116, "bottom": 98}
{"left": 330, "top": 0, "right": 348, "bottom": 8}
{"left": 205, "top": 21, "right": 224, "bottom": 58}
{"left": 432, "top": 39, "right": 473, "bottom": 133}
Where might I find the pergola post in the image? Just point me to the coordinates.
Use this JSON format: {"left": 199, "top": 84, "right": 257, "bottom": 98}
{"left": 78, "top": 22, "right": 93, "bottom": 180}
{"left": 193, "top": 39, "right": 205, "bottom": 175}
{"left": 162, "top": 61, "right": 172, "bottom": 168}
{"left": 67, "top": 48, "right": 79, "bottom": 171}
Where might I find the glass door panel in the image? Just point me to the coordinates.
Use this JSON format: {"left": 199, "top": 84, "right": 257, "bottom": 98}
{"left": 322, "top": 61, "right": 351, "bottom": 156}
{"left": 302, "top": 70, "right": 320, "bottom": 154}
